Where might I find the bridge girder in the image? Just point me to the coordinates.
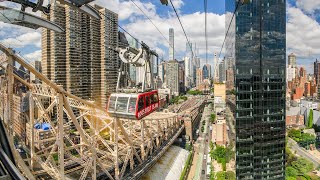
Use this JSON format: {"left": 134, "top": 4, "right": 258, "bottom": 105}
{"left": 0, "top": 43, "right": 204, "bottom": 179}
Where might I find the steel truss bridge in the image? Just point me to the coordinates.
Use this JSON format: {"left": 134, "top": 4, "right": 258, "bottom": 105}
{"left": 0, "top": 43, "right": 205, "bottom": 179}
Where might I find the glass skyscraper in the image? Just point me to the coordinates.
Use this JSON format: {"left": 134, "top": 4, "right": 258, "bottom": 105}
{"left": 226, "top": 0, "right": 286, "bottom": 179}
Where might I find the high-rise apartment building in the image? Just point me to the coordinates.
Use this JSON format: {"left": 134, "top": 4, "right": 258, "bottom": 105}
{"left": 288, "top": 53, "right": 297, "bottom": 68}
{"left": 184, "top": 56, "right": 192, "bottom": 88}
{"left": 42, "top": 3, "right": 118, "bottom": 106}
{"left": 314, "top": 59, "right": 320, "bottom": 97}
{"left": 169, "top": 28, "right": 174, "bottom": 61}
{"left": 196, "top": 68, "right": 203, "bottom": 89}
{"left": 178, "top": 61, "right": 185, "bottom": 93}
{"left": 219, "top": 59, "right": 226, "bottom": 82}
{"left": 213, "top": 53, "right": 219, "bottom": 82}
{"left": 202, "top": 64, "right": 211, "bottom": 80}
{"left": 226, "top": 0, "right": 286, "bottom": 179}
{"left": 166, "top": 60, "right": 179, "bottom": 96}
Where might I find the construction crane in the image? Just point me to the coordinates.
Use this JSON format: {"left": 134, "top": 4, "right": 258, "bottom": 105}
{"left": 107, "top": 42, "right": 160, "bottom": 120}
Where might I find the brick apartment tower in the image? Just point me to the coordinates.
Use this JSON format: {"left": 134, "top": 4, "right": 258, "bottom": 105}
{"left": 42, "top": 3, "right": 118, "bottom": 107}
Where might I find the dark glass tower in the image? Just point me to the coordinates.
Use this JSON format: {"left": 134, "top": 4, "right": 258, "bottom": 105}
{"left": 225, "top": 0, "right": 286, "bottom": 179}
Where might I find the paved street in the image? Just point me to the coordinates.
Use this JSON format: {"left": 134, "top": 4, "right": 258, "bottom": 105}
{"left": 188, "top": 103, "right": 212, "bottom": 180}
{"left": 288, "top": 138, "right": 320, "bottom": 167}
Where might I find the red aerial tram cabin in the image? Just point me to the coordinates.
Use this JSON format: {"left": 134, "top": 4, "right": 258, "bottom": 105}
{"left": 107, "top": 90, "right": 159, "bottom": 120}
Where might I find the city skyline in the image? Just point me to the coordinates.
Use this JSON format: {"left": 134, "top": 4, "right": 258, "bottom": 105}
{"left": 1, "top": 1, "right": 320, "bottom": 180}
{"left": 1, "top": 0, "right": 320, "bottom": 73}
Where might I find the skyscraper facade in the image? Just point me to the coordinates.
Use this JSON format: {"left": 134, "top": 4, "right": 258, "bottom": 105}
{"left": 314, "top": 59, "right": 320, "bottom": 97}
{"left": 169, "top": 28, "right": 174, "bottom": 61}
{"left": 288, "top": 53, "right": 297, "bottom": 68}
{"left": 184, "top": 56, "right": 192, "bottom": 88}
{"left": 202, "top": 64, "right": 211, "bottom": 80}
{"left": 166, "top": 60, "right": 179, "bottom": 96}
{"left": 42, "top": 3, "right": 118, "bottom": 106}
{"left": 196, "top": 68, "right": 203, "bottom": 89}
{"left": 219, "top": 59, "right": 226, "bottom": 82}
{"left": 226, "top": 0, "right": 286, "bottom": 179}
{"left": 213, "top": 53, "right": 219, "bottom": 82}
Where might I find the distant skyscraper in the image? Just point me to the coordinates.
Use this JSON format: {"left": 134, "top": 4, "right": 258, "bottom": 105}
{"left": 42, "top": 3, "right": 118, "bottom": 106}
{"left": 226, "top": 0, "right": 286, "bottom": 179}
{"left": 178, "top": 61, "right": 185, "bottom": 92}
{"left": 184, "top": 57, "right": 192, "bottom": 88}
{"left": 196, "top": 68, "right": 203, "bottom": 89}
{"left": 166, "top": 60, "right": 179, "bottom": 96}
{"left": 213, "top": 53, "right": 219, "bottom": 82}
{"left": 218, "top": 59, "right": 226, "bottom": 82}
{"left": 314, "top": 59, "right": 320, "bottom": 97}
{"left": 169, "top": 28, "right": 174, "bottom": 61}
{"left": 158, "top": 61, "right": 166, "bottom": 83}
{"left": 202, "top": 64, "right": 211, "bottom": 80}
{"left": 286, "top": 66, "right": 296, "bottom": 82}
{"left": 288, "top": 53, "right": 297, "bottom": 68}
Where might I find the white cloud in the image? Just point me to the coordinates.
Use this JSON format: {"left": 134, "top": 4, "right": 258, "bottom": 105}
{"left": 94, "top": 0, "right": 157, "bottom": 21}
{"left": 124, "top": 11, "right": 225, "bottom": 60}
{"left": 296, "top": 0, "right": 320, "bottom": 14}
{"left": 287, "top": 7, "right": 320, "bottom": 59}
{"left": 1, "top": 31, "right": 41, "bottom": 48}
{"left": 24, "top": 50, "right": 41, "bottom": 61}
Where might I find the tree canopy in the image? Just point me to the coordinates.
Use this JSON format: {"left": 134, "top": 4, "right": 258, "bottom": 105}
{"left": 308, "top": 109, "right": 314, "bottom": 128}
{"left": 291, "top": 158, "right": 314, "bottom": 174}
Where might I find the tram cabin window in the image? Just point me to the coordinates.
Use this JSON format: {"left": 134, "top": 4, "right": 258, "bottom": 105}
{"left": 138, "top": 97, "right": 144, "bottom": 111}
{"left": 108, "top": 96, "right": 116, "bottom": 111}
{"left": 146, "top": 96, "right": 151, "bottom": 106}
{"left": 151, "top": 94, "right": 158, "bottom": 103}
{"left": 128, "top": 97, "right": 137, "bottom": 113}
{"left": 117, "top": 97, "right": 128, "bottom": 113}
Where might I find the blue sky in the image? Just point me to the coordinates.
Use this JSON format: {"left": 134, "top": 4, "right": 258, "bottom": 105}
{"left": 0, "top": 0, "right": 320, "bottom": 73}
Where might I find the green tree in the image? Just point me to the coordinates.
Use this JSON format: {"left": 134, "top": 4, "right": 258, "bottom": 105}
{"left": 286, "top": 167, "right": 298, "bottom": 178}
{"left": 216, "top": 172, "right": 225, "bottom": 180}
{"left": 286, "top": 147, "right": 297, "bottom": 166}
{"left": 288, "top": 129, "right": 302, "bottom": 142}
{"left": 291, "top": 158, "right": 314, "bottom": 174}
{"left": 225, "top": 171, "right": 236, "bottom": 180}
{"left": 286, "top": 177, "right": 296, "bottom": 180}
{"left": 308, "top": 109, "right": 314, "bottom": 128}
{"left": 210, "top": 113, "right": 216, "bottom": 123}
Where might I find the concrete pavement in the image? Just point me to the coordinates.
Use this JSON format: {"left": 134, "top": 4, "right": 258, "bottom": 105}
{"left": 288, "top": 138, "right": 320, "bottom": 167}
{"left": 187, "top": 103, "right": 212, "bottom": 180}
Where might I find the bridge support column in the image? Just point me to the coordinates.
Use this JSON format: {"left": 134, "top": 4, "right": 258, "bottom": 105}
{"left": 57, "top": 91, "right": 65, "bottom": 180}
{"left": 140, "top": 120, "right": 145, "bottom": 161}
{"left": 29, "top": 93, "right": 35, "bottom": 170}
{"left": 6, "top": 51, "right": 13, "bottom": 134}
{"left": 114, "top": 118, "right": 120, "bottom": 180}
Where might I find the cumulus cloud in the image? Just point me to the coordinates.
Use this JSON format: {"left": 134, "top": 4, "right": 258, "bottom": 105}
{"left": 287, "top": 7, "right": 320, "bottom": 59}
{"left": 1, "top": 31, "right": 41, "bottom": 48}
{"left": 24, "top": 50, "right": 41, "bottom": 61}
{"left": 94, "top": 0, "right": 157, "bottom": 21}
{"left": 296, "top": 0, "right": 320, "bottom": 14}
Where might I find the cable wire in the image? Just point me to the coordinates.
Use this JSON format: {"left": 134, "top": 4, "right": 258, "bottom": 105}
{"left": 218, "top": 0, "right": 241, "bottom": 59}
{"left": 169, "top": 0, "right": 194, "bottom": 57}
{"left": 204, "top": 0, "right": 208, "bottom": 64}
{"left": 129, "top": 0, "right": 170, "bottom": 45}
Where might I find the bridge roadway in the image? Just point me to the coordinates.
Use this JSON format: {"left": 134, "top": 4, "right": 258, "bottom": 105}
{"left": 123, "top": 125, "right": 185, "bottom": 179}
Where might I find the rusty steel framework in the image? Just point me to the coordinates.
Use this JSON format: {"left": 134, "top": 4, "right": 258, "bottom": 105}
{"left": 0, "top": 43, "right": 204, "bottom": 179}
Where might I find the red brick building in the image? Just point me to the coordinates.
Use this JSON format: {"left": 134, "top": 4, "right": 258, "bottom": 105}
{"left": 286, "top": 115, "right": 304, "bottom": 127}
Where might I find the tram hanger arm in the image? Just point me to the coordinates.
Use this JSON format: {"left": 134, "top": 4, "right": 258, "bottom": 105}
{"left": 0, "top": 5, "right": 64, "bottom": 32}
{"left": 57, "top": 0, "right": 101, "bottom": 19}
